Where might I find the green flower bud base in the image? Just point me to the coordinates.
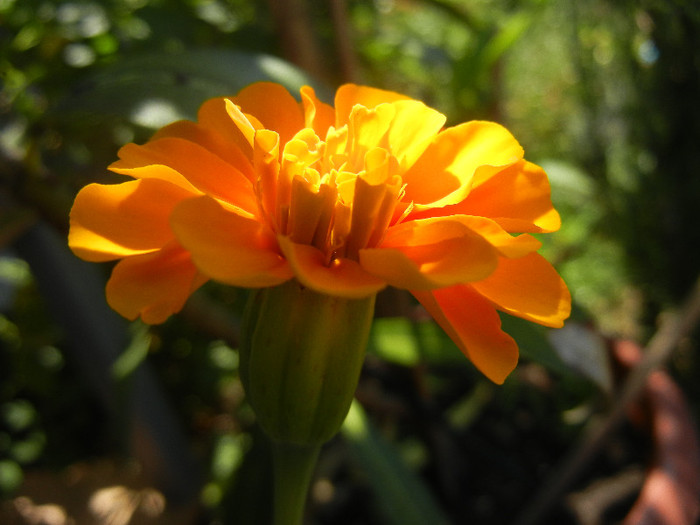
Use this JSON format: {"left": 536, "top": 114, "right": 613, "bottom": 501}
{"left": 240, "top": 280, "right": 376, "bottom": 524}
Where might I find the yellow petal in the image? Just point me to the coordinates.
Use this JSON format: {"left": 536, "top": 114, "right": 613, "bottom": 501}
{"left": 105, "top": 242, "right": 206, "bottom": 324}
{"left": 412, "top": 285, "right": 519, "bottom": 384}
{"left": 383, "top": 99, "right": 446, "bottom": 169}
{"left": 170, "top": 196, "right": 292, "bottom": 287}
{"left": 449, "top": 160, "right": 561, "bottom": 233}
{"left": 233, "top": 82, "right": 305, "bottom": 146}
{"left": 346, "top": 103, "right": 395, "bottom": 169}
{"left": 278, "top": 236, "right": 386, "bottom": 298}
{"left": 402, "top": 121, "right": 524, "bottom": 208}
{"left": 69, "top": 179, "right": 192, "bottom": 261}
{"left": 109, "top": 137, "right": 258, "bottom": 215}
{"left": 343, "top": 99, "right": 445, "bottom": 172}
{"left": 359, "top": 217, "right": 499, "bottom": 290}
{"left": 471, "top": 252, "right": 571, "bottom": 328}
{"left": 335, "top": 84, "right": 410, "bottom": 127}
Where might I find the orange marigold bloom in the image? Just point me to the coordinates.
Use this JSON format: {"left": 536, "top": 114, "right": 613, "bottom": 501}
{"left": 69, "top": 82, "right": 570, "bottom": 383}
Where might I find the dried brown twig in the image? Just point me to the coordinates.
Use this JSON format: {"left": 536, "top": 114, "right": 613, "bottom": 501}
{"left": 514, "top": 275, "right": 700, "bottom": 525}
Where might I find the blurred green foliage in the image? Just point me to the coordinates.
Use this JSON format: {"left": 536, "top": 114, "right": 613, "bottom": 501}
{"left": 1, "top": 0, "right": 699, "bottom": 524}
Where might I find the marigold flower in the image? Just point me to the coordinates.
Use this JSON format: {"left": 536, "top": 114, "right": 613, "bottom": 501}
{"left": 69, "top": 82, "right": 570, "bottom": 383}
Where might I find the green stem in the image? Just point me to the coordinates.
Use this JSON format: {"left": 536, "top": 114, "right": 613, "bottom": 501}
{"left": 272, "top": 441, "right": 321, "bottom": 525}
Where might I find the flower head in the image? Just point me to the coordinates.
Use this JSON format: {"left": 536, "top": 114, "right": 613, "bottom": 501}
{"left": 69, "top": 82, "right": 570, "bottom": 383}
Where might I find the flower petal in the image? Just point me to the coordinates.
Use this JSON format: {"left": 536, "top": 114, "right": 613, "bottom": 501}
{"left": 106, "top": 242, "right": 206, "bottom": 324}
{"left": 413, "top": 285, "right": 519, "bottom": 384}
{"left": 278, "top": 236, "right": 386, "bottom": 298}
{"left": 109, "top": 137, "right": 258, "bottom": 214}
{"left": 335, "top": 84, "right": 410, "bottom": 127}
{"left": 339, "top": 97, "right": 445, "bottom": 171}
{"left": 301, "top": 85, "right": 335, "bottom": 137}
{"left": 69, "top": 179, "right": 192, "bottom": 261}
{"left": 359, "top": 217, "right": 499, "bottom": 290}
{"left": 402, "top": 121, "right": 524, "bottom": 208}
{"left": 170, "top": 196, "right": 292, "bottom": 287}
{"left": 383, "top": 100, "right": 446, "bottom": 169}
{"left": 347, "top": 103, "right": 395, "bottom": 167}
{"left": 197, "top": 96, "right": 256, "bottom": 156}
{"left": 233, "top": 82, "right": 305, "bottom": 146}
{"left": 471, "top": 252, "right": 571, "bottom": 328}
{"left": 152, "top": 119, "right": 255, "bottom": 181}
{"left": 453, "top": 215, "right": 542, "bottom": 258}
{"left": 453, "top": 160, "right": 561, "bottom": 233}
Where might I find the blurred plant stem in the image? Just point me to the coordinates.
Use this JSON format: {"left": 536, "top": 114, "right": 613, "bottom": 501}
{"left": 267, "top": 0, "right": 327, "bottom": 81}
{"left": 329, "top": 0, "right": 359, "bottom": 82}
{"left": 271, "top": 442, "right": 320, "bottom": 525}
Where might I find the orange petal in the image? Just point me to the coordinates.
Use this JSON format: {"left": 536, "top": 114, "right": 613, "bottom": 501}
{"left": 452, "top": 215, "right": 542, "bottom": 258}
{"left": 402, "top": 121, "right": 524, "bottom": 208}
{"left": 110, "top": 146, "right": 194, "bottom": 192}
{"left": 69, "top": 179, "right": 192, "bottom": 262}
{"left": 413, "top": 285, "right": 519, "bottom": 384}
{"left": 225, "top": 99, "right": 260, "bottom": 147}
{"left": 233, "top": 82, "right": 305, "bottom": 146}
{"left": 277, "top": 236, "right": 386, "bottom": 298}
{"left": 359, "top": 217, "right": 499, "bottom": 290}
{"left": 109, "top": 137, "right": 258, "bottom": 214}
{"left": 454, "top": 160, "right": 561, "bottom": 233}
{"left": 152, "top": 120, "right": 255, "bottom": 181}
{"left": 197, "top": 96, "right": 255, "bottom": 157}
{"left": 254, "top": 129, "right": 281, "bottom": 230}
{"left": 335, "top": 84, "right": 410, "bottom": 127}
{"left": 300, "top": 85, "right": 335, "bottom": 137}
{"left": 471, "top": 252, "right": 571, "bottom": 328}
{"left": 105, "top": 242, "right": 206, "bottom": 324}
{"left": 170, "top": 196, "right": 292, "bottom": 287}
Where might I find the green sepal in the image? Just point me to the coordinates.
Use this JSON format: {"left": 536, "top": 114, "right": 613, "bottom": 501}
{"left": 240, "top": 280, "right": 375, "bottom": 446}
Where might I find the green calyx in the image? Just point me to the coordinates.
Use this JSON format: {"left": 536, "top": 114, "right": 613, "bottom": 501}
{"left": 240, "top": 279, "right": 376, "bottom": 446}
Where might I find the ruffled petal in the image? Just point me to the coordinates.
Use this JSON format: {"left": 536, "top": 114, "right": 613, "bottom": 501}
{"left": 471, "top": 252, "right": 571, "bottom": 328}
{"left": 413, "top": 285, "right": 519, "bottom": 384}
{"left": 300, "top": 86, "right": 335, "bottom": 137}
{"left": 359, "top": 217, "right": 499, "bottom": 290}
{"left": 152, "top": 120, "right": 255, "bottom": 181}
{"left": 339, "top": 98, "right": 445, "bottom": 172}
{"left": 196, "top": 96, "right": 255, "bottom": 157}
{"left": 105, "top": 242, "right": 206, "bottom": 324}
{"left": 402, "top": 121, "right": 524, "bottom": 208}
{"left": 278, "top": 236, "right": 386, "bottom": 298}
{"left": 450, "top": 160, "right": 561, "bottom": 233}
{"left": 110, "top": 150, "right": 193, "bottom": 192}
{"left": 109, "top": 137, "right": 258, "bottom": 215}
{"left": 170, "top": 196, "right": 293, "bottom": 287}
{"left": 452, "top": 215, "right": 542, "bottom": 258}
{"left": 335, "top": 84, "right": 410, "bottom": 127}
{"left": 383, "top": 100, "right": 446, "bottom": 169}
{"left": 69, "top": 179, "right": 193, "bottom": 262}
{"left": 233, "top": 82, "right": 305, "bottom": 146}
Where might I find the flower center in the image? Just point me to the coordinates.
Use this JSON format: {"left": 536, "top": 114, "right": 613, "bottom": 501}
{"left": 255, "top": 107, "right": 404, "bottom": 265}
